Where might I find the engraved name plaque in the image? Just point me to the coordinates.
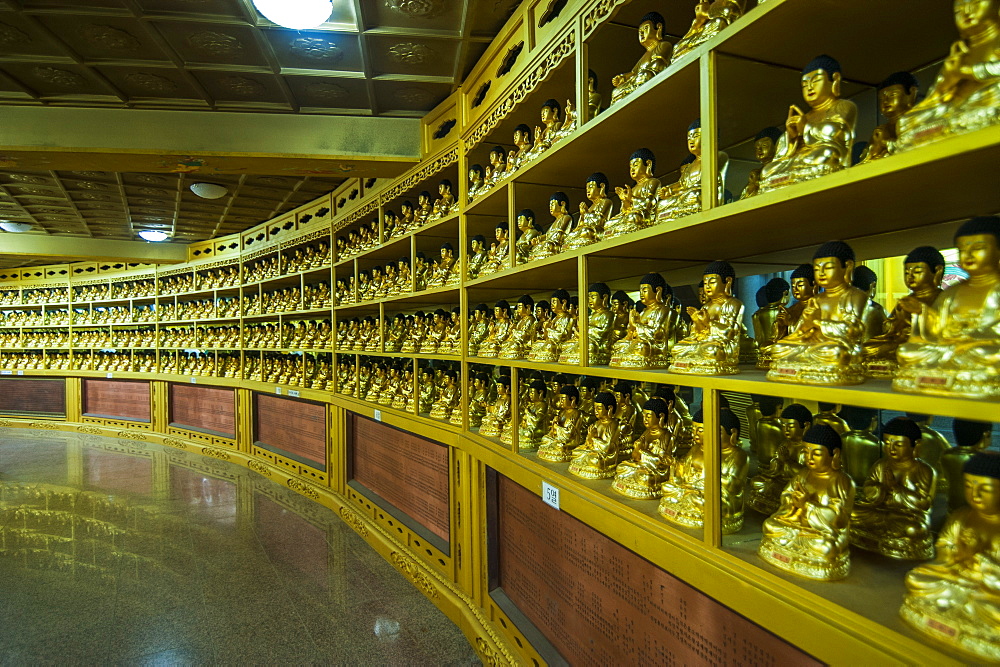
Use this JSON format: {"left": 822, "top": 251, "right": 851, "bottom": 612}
{"left": 254, "top": 392, "right": 326, "bottom": 468}
{"left": 0, "top": 378, "right": 66, "bottom": 417}
{"left": 170, "top": 384, "right": 236, "bottom": 438}
{"left": 83, "top": 379, "right": 151, "bottom": 422}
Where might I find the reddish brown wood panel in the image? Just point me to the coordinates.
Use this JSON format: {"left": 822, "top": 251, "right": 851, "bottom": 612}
{"left": 170, "top": 384, "right": 236, "bottom": 438}
{"left": 497, "top": 476, "right": 821, "bottom": 665}
{"left": 254, "top": 393, "right": 326, "bottom": 466}
{"left": 351, "top": 414, "right": 450, "bottom": 543}
{"left": 0, "top": 378, "right": 66, "bottom": 416}
{"left": 83, "top": 379, "right": 150, "bottom": 422}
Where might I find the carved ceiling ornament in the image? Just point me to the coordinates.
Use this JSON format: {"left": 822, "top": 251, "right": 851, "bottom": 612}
{"left": 388, "top": 42, "right": 434, "bottom": 64}
{"left": 289, "top": 37, "right": 343, "bottom": 63}
{"left": 395, "top": 86, "right": 432, "bottom": 105}
{"left": 0, "top": 23, "right": 30, "bottom": 45}
{"left": 124, "top": 73, "right": 178, "bottom": 94}
{"left": 188, "top": 31, "right": 244, "bottom": 56}
{"left": 305, "top": 81, "right": 348, "bottom": 101}
{"left": 134, "top": 174, "right": 168, "bottom": 184}
{"left": 72, "top": 171, "right": 105, "bottom": 177}
{"left": 80, "top": 24, "right": 140, "bottom": 52}
{"left": 8, "top": 174, "right": 48, "bottom": 185}
{"left": 385, "top": 0, "right": 445, "bottom": 19}
{"left": 218, "top": 75, "right": 264, "bottom": 96}
{"left": 77, "top": 181, "right": 110, "bottom": 190}
{"left": 32, "top": 66, "right": 85, "bottom": 87}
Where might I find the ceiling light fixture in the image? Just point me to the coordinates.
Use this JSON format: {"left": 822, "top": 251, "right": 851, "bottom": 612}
{"left": 252, "top": 0, "right": 332, "bottom": 30}
{"left": 0, "top": 221, "right": 32, "bottom": 233}
{"left": 189, "top": 182, "right": 229, "bottom": 199}
{"left": 138, "top": 230, "right": 170, "bottom": 242}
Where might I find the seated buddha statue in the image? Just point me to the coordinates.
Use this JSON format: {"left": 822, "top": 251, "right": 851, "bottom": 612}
{"left": 524, "top": 99, "right": 564, "bottom": 162}
{"left": 514, "top": 209, "right": 541, "bottom": 265}
{"left": 610, "top": 12, "right": 672, "bottom": 105}
{"left": 568, "top": 392, "right": 622, "bottom": 479}
{"left": 392, "top": 367, "right": 413, "bottom": 411}
{"left": 863, "top": 246, "right": 944, "bottom": 378}
{"left": 671, "top": 0, "right": 745, "bottom": 63}
{"left": 851, "top": 265, "right": 888, "bottom": 342}
{"left": 850, "top": 417, "right": 936, "bottom": 560}
{"left": 467, "top": 235, "right": 489, "bottom": 279}
{"left": 467, "top": 164, "right": 486, "bottom": 202}
{"left": 752, "top": 278, "right": 790, "bottom": 370}
{"left": 740, "top": 126, "right": 782, "bottom": 199}
{"left": 400, "top": 311, "right": 427, "bottom": 353}
{"left": 395, "top": 257, "right": 412, "bottom": 293}
{"left": 563, "top": 173, "right": 613, "bottom": 250}
{"left": 612, "top": 397, "right": 676, "bottom": 500}
{"left": 894, "top": 216, "right": 1000, "bottom": 398}
{"left": 420, "top": 309, "right": 448, "bottom": 353}
{"left": 899, "top": 453, "right": 1000, "bottom": 662}
{"left": 483, "top": 146, "right": 507, "bottom": 189}
{"left": 517, "top": 379, "right": 550, "bottom": 450}
{"left": 611, "top": 273, "right": 675, "bottom": 369}
{"left": 396, "top": 200, "right": 416, "bottom": 235}
{"left": 612, "top": 382, "right": 642, "bottom": 445}
{"left": 504, "top": 124, "right": 534, "bottom": 175}
{"left": 480, "top": 376, "right": 512, "bottom": 439}
{"left": 477, "top": 300, "right": 512, "bottom": 358}
{"left": 427, "top": 243, "right": 458, "bottom": 288}
{"left": 837, "top": 406, "right": 881, "bottom": 487}
{"left": 431, "top": 179, "right": 455, "bottom": 219}
{"left": 753, "top": 395, "right": 785, "bottom": 463}
{"left": 430, "top": 370, "right": 460, "bottom": 421}
{"left": 757, "top": 425, "right": 856, "bottom": 581}
{"left": 767, "top": 241, "right": 869, "bottom": 385}
{"left": 528, "top": 192, "right": 573, "bottom": 261}
{"left": 468, "top": 373, "right": 491, "bottom": 428}
{"left": 499, "top": 295, "right": 537, "bottom": 360}
{"left": 670, "top": 261, "right": 744, "bottom": 375}
{"left": 561, "top": 282, "right": 613, "bottom": 365}
{"left": 609, "top": 291, "right": 633, "bottom": 345}
{"left": 416, "top": 368, "right": 437, "bottom": 414}
{"left": 605, "top": 148, "right": 661, "bottom": 239}
{"left": 478, "top": 222, "right": 509, "bottom": 277}
{"left": 941, "top": 419, "right": 993, "bottom": 512}
{"left": 896, "top": 0, "right": 1000, "bottom": 151}
{"left": 538, "top": 385, "right": 587, "bottom": 462}
{"left": 858, "top": 72, "right": 920, "bottom": 163}
{"left": 759, "top": 55, "right": 857, "bottom": 193}
{"left": 467, "top": 304, "right": 491, "bottom": 356}
{"left": 906, "top": 413, "right": 951, "bottom": 497}
{"left": 413, "top": 191, "right": 433, "bottom": 226}
{"left": 748, "top": 403, "right": 812, "bottom": 515}
{"left": 656, "top": 118, "right": 729, "bottom": 222}
{"left": 527, "top": 290, "right": 574, "bottom": 362}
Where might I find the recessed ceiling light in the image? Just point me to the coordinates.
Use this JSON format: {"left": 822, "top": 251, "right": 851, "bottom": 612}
{"left": 252, "top": 0, "right": 332, "bottom": 29}
{"left": 0, "top": 221, "right": 32, "bottom": 233}
{"left": 189, "top": 182, "right": 229, "bottom": 199}
{"left": 138, "top": 230, "right": 170, "bottom": 242}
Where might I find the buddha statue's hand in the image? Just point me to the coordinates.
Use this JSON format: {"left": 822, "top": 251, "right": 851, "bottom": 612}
{"left": 616, "top": 185, "right": 631, "bottom": 202}
{"left": 786, "top": 105, "right": 805, "bottom": 140}
{"left": 612, "top": 73, "right": 625, "bottom": 87}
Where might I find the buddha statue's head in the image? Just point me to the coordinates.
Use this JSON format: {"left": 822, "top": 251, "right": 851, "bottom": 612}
{"left": 641, "top": 397, "right": 670, "bottom": 430}
{"left": 588, "top": 68, "right": 599, "bottom": 92}
{"left": 720, "top": 408, "right": 741, "bottom": 449}
{"left": 372, "top": 265, "right": 383, "bottom": 281}
{"left": 471, "top": 235, "right": 486, "bottom": 254}
{"left": 586, "top": 172, "right": 609, "bottom": 201}
{"left": 535, "top": 300, "right": 551, "bottom": 322}
{"left": 495, "top": 221, "right": 509, "bottom": 241}
{"left": 954, "top": 418, "right": 993, "bottom": 451}
{"left": 789, "top": 263, "right": 816, "bottom": 302}
{"left": 398, "top": 256, "right": 409, "bottom": 271}
{"left": 473, "top": 304, "right": 488, "bottom": 322}
{"left": 800, "top": 54, "right": 842, "bottom": 109}
{"left": 384, "top": 210, "right": 398, "bottom": 226}
{"left": 881, "top": 417, "right": 922, "bottom": 463}
{"left": 687, "top": 118, "right": 702, "bottom": 156}
{"left": 954, "top": 215, "right": 1000, "bottom": 276}
{"left": 765, "top": 278, "right": 790, "bottom": 307}
{"left": 594, "top": 391, "right": 618, "bottom": 420}
{"left": 358, "top": 270, "right": 370, "bottom": 286}
{"left": 612, "top": 290, "right": 633, "bottom": 314}
{"left": 558, "top": 384, "right": 580, "bottom": 411}
{"left": 418, "top": 191, "right": 432, "bottom": 207}
{"left": 759, "top": 395, "right": 784, "bottom": 418}
{"left": 851, "top": 265, "right": 878, "bottom": 300}
{"left": 443, "top": 369, "right": 457, "bottom": 386}
{"left": 703, "top": 261, "right": 736, "bottom": 299}
{"left": 550, "top": 191, "right": 570, "bottom": 216}
{"left": 877, "top": 71, "right": 919, "bottom": 121}
{"left": 955, "top": 0, "right": 1000, "bottom": 36}
{"left": 439, "top": 179, "right": 452, "bottom": 196}
{"left": 401, "top": 200, "right": 414, "bottom": 217}
{"left": 812, "top": 240, "right": 855, "bottom": 290}
{"left": 754, "top": 126, "right": 783, "bottom": 163}
{"left": 579, "top": 376, "right": 599, "bottom": 402}
{"left": 541, "top": 98, "right": 561, "bottom": 124}
{"left": 496, "top": 376, "right": 511, "bottom": 396}
{"left": 489, "top": 146, "right": 507, "bottom": 167}
{"left": 440, "top": 242, "right": 454, "bottom": 260}
{"left": 494, "top": 299, "right": 511, "bottom": 320}
{"left": 528, "top": 379, "right": 547, "bottom": 403}
{"left": 840, "top": 405, "right": 877, "bottom": 433}
{"left": 550, "top": 289, "right": 570, "bottom": 314}
{"left": 637, "top": 11, "right": 666, "bottom": 48}
{"left": 469, "top": 164, "right": 484, "bottom": 183}
{"left": 516, "top": 295, "right": 535, "bottom": 318}
{"left": 638, "top": 272, "right": 668, "bottom": 306}
{"left": 385, "top": 264, "right": 397, "bottom": 279}
{"left": 903, "top": 246, "right": 945, "bottom": 292}
{"left": 628, "top": 147, "right": 656, "bottom": 181}
{"left": 513, "top": 124, "right": 533, "bottom": 148}
{"left": 803, "top": 424, "right": 843, "bottom": 472}
{"left": 588, "top": 282, "right": 611, "bottom": 311}
{"left": 517, "top": 209, "right": 536, "bottom": 232}
{"left": 780, "top": 403, "right": 813, "bottom": 441}
{"left": 962, "top": 452, "right": 1000, "bottom": 517}
{"left": 415, "top": 251, "right": 427, "bottom": 269}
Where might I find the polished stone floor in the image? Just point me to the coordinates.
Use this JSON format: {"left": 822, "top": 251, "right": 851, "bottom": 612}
{"left": 0, "top": 428, "right": 479, "bottom": 665}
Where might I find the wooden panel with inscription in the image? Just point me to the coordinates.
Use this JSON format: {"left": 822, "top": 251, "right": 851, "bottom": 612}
{"left": 254, "top": 393, "right": 326, "bottom": 467}
{"left": 0, "top": 378, "right": 66, "bottom": 417}
{"left": 495, "top": 476, "right": 821, "bottom": 665}
{"left": 83, "top": 379, "right": 151, "bottom": 422}
{"left": 169, "top": 384, "right": 236, "bottom": 438}
{"left": 351, "top": 414, "right": 450, "bottom": 543}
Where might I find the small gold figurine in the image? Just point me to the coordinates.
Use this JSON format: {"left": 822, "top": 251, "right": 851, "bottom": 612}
{"left": 611, "top": 396, "right": 677, "bottom": 500}
{"left": 514, "top": 209, "right": 541, "bottom": 265}
{"left": 499, "top": 295, "right": 537, "bottom": 360}
{"left": 851, "top": 265, "right": 888, "bottom": 342}
{"left": 740, "top": 126, "right": 781, "bottom": 199}
{"left": 524, "top": 99, "right": 564, "bottom": 162}
{"left": 429, "top": 369, "right": 460, "bottom": 421}
{"left": 610, "top": 12, "right": 672, "bottom": 106}
{"left": 469, "top": 373, "right": 491, "bottom": 428}
{"left": 858, "top": 72, "right": 920, "bottom": 162}
{"left": 610, "top": 273, "right": 676, "bottom": 369}
{"left": 431, "top": 179, "right": 455, "bottom": 219}
{"left": 537, "top": 385, "right": 586, "bottom": 463}
{"left": 560, "top": 283, "right": 612, "bottom": 365}
{"left": 528, "top": 290, "right": 575, "bottom": 363}
{"left": 752, "top": 278, "right": 790, "bottom": 370}
{"left": 505, "top": 124, "right": 534, "bottom": 175}
{"left": 753, "top": 395, "right": 785, "bottom": 463}
{"left": 759, "top": 55, "right": 857, "bottom": 193}
{"left": 483, "top": 146, "right": 507, "bottom": 188}
{"left": 863, "top": 246, "right": 945, "bottom": 377}
{"left": 479, "top": 376, "right": 512, "bottom": 439}
{"left": 605, "top": 148, "right": 661, "bottom": 238}
{"left": 568, "top": 391, "right": 622, "bottom": 479}
{"left": 477, "top": 300, "right": 512, "bottom": 358}
{"left": 527, "top": 193, "right": 572, "bottom": 261}
{"left": 894, "top": 216, "right": 1000, "bottom": 398}
{"left": 748, "top": 403, "right": 812, "bottom": 515}
{"left": 467, "top": 304, "right": 491, "bottom": 356}
{"left": 757, "top": 424, "right": 856, "bottom": 581}
{"left": 516, "top": 379, "right": 550, "bottom": 450}
{"left": 656, "top": 118, "right": 728, "bottom": 222}
{"left": 838, "top": 406, "right": 881, "bottom": 487}
{"left": 670, "top": 262, "right": 743, "bottom": 375}
{"left": 812, "top": 403, "right": 849, "bottom": 435}
{"left": 850, "top": 417, "right": 936, "bottom": 560}
{"left": 899, "top": 452, "right": 1000, "bottom": 662}
{"left": 467, "top": 234, "right": 489, "bottom": 280}
{"left": 671, "top": 0, "right": 745, "bottom": 63}
{"left": 563, "top": 173, "right": 613, "bottom": 250}
{"left": 587, "top": 69, "right": 602, "bottom": 119}
{"left": 896, "top": 0, "right": 1000, "bottom": 151}
{"left": 941, "top": 419, "right": 993, "bottom": 512}
{"left": 767, "top": 241, "right": 868, "bottom": 385}
{"left": 479, "top": 222, "right": 510, "bottom": 276}
{"left": 467, "top": 164, "right": 486, "bottom": 202}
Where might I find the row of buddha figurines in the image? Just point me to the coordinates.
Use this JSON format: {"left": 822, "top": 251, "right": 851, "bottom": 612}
{"left": 335, "top": 358, "right": 462, "bottom": 420}
{"left": 337, "top": 185, "right": 457, "bottom": 261}
{"left": 337, "top": 310, "right": 462, "bottom": 356}
{"left": 337, "top": 246, "right": 461, "bottom": 305}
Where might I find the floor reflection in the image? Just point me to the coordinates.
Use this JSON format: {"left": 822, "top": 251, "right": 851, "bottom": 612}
{"left": 0, "top": 428, "right": 479, "bottom": 665}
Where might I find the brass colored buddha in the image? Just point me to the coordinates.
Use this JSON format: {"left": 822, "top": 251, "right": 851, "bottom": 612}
{"left": 517, "top": 379, "right": 550, "bottom": 450}
{"left": 524, "top": 99, "right": 564, "bottom": 162}
{"left": 612, "top": 396, "right": 677, "bottom": 500}
{"left": 610, "top": 12, "right": 672, "bottom": 105}
{"left": 611, "top": 273, "right": 675, "bottom": 369}
{"left": 752, "top": 278, "right": 790, "bottom": 369}
{"left": 479, "top": 222, "right": 509, "bottom": 276}
{"left": 754, "top": 395, "right": 785, "bottom": 463}
{"left": 605, "top": 148, "right": 661, "bottom": 238}
{"left": 863, "top": 246, "right": 945, "bottom": 378}
{"left": 671, "top": 0, "right": 745, "bottom": 63}
{"left": 851, "top": 265, "right": 888, "bottom": 342}
{"left": 838, "top": 406, "right": 881, "bottom": 487}
{"left": 537, "top": 385, "right": 586, "bottom": 462}
{"left": 896, "top": 0, "right": 1000, "bottom": 151}
{"left": 758, "top": 424, "right": 856, "bottom": 581}
{"left": 514, "top": 209, "right": 541, "bottom": 265}
{"left": 670, "top": 262, "right": 743, "bottom": 375}
{"left": 528, "top": 290, "right": 574, "bottom": 363}
{"left": 563, "top": 173, "right": 613, "bottom": 250}
{"left": 484, "top": 146, "right": 507, "bottom": 188}
{"left": 467, "top": 235, "right": 489, "bottom": 280}
{"left": 586, "top": 69, "right": 602, "bottom": 119}
{"left": 900, "top": 453, "right": 1000, "bottom": 661}
{"left": 467, "top": 304, "right": 491, "bottom": 356}
{"left": 740, "top": 126, "right": 782, "bottom": 199}
{"left": 417, "top": 367, "right": 437, "bottom": 414}
{"left": 812, "top": 403, "right": 849, "bottom": 435}
{"left": 480, "top": 376, "right": 512, "bottom": 440}
{"left": 656, "top": 119, "right": 728, "bottom": 222}
{"left": 505, "top": 124, "right": 534, "bottom": 175}
{"left": 468, "top": 373, "right": 491, "bottom": 428}
{"left": 894, "top": 216, "right": 1000, "bottom": 398}
{"left": 560, "top": 282, "right": 613, "bottom": 365}
{"left": 415, "top": 191, "right": 434, "bottom": 226}
{"left": 467, "top": 164, "right": 486, "bottom": 202}
{"left": 568, "top": 392, "right": 622, "bottom": 479}
{"left": 477, "top": 300, "right": 512, "bottom": 358}
{"left": 942, "top": 419, "right": 993, "bottom": 511}
{"left": 859, "top": 72, "right": 920, "bottom": 163}
{"left": 767, "top": 241, "right": 868, "bottom": 385}
{"left": 431, "top": 179, "right": 455, "bottom": 219}
{"left": 759, "top": 55, "right": 857, "bottom": 193}
{"left": 609, "top": 291, "right": 633, "bottom": 346}
{"left": 748, "top": 403, "right": 812, "bottom": 515}
{"left": 499, "top": 295, "right": 537, "bottom": 360}
{"left": 528, "top": 192, "right": 572, "bottom": 261}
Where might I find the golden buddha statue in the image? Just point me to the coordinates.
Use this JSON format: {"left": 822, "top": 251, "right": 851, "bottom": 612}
{"left": 468, "top": 373, "right": 491, "bottom": 428}
{"left": 739, "top": 126, "right": 781, "bottom": 199}
{"left": 671, "top": 0, "right": 745, "bottom": 63}
{"left": 568, "top": 392, "right": 622, "bottom": 479}
{"left": 392, "top": 367, "right": 413, "bottom": 411}
{"left": 858, "top": 72, "right": 920, "bottom": 163}
{"left": 477, "top": 300, "right": 512, "bottom": 358}
{"left": 395, "top": 257, "right": 412, "bottom": 293}
{"left": 752, "top": 278, "right": 790, "bottom": 370}
{"left": 467, "top": 164, "right": 486, "bottom": 202}
{"left": 517, "top": 379, "right": 549, "bottom": 450}
{"left": 420, "top": 309, "right": 448, "bottom": 353}
{"left": 942, "top": 419, "right": 993, "bottom": 511}
{"left": 851, "top": 265, "right": 888, "bottom": 342}
{"left": 906, "top": 413, "right": 951, "bottom": 497}
{"left": 414, "top": 191, "right": 434, "bottom": 226}
{"left": 610, "top": 12, "right": 672, "bottom": 105}
{"left": 561, "top": 283, "right": 613, "bottom": 365}
{"left": 467, "top": 304, "right": 491, "bottom": 356}
{"left": 759, "top": 55, "right": 857, "bottom": 193}
{"left": 897, "top": 0, "right": 1000, "bottom": 151}
{"left": 656, "top": 119, "right": 729, "bottom": 222}
{"left": 528, "top": 193, "right": 572, "bottom": 261}
{"left": 610, "top": 273, "right": 676, "bottom": 369}
{"left": 514, "top": 210, "right": 541, "bottom": 265}
{"left": 812, "top": 403, "right": 849, "bottom": 435}
{"left": 899, "top": 452, "right": 1000, "bottom": 661}
{"left": 416, "top": 367, "right": 437, "bottom": 414}
{"left": 537, "top": 385, "right": 587, "bottom": 462}
{"left": 837, "top": 406, "right": 881, "bottom": 487}
{"left": 413, "top": 252, "right": 429, "bottom": 291}
{"left": 504, "top": 124, "right": 534, "bottom": 175}
{"left": 748, "top": 403, "right": 812, "bottom": 515}
{"left": 528, "top": 290, "right": 574, "bottom": 363}
{"left": 562, "top": 173, "right": 613, "bottom": 250}
{"left": 479, "top": 222, "right": 509, "bottom": 276}
{"left": 670, "top": 262, "right": 744, "bottom": 375}
{"left": 499, "top": 295, "right": 537, "bottom": 360}
{"left": 609, "top": 291, "right": 633, "bottom": 345}
{"left": 754, "top": 395, "right": 785, "bottom": 463}
{"left": 586, "top": 69, "right": 602, "bottom": 119}
{"left": 758, "top": 424, "right": 856, "bottom": 581}
{"left": 850, "top": 417, "right": 936, "bottom": 560}
{"left": 863, "top": 246, "right": 945, "bottom": 378}
{"left": 431, "top": 179, "right": 455, "bottom": 219}
{"left": 612, "top": 396, "right": 677, "bottom": 500}
{"left": 398, "top": 200, "right": 416, "bottom": 235}
{"left": 467, "top": 235, "right": 489, "bottom": 279}
{"left": 895, "top": 216, "right": 1000, "bottom": 398}
{"left": 483, "top": 146, "right": 507, "bottom": 188}
{"left": 480, "top": 376, "right": 512, "bottom": 439}
{"left": 604, "top": 148, "right": 661, "bottom": 238}
{"left": 524, "top": 99, "right": 564, "bottom": 162}
{"left": 611, "top": 382, "right": 642, "bottom": 445}
{"left": 767, "top": 241, "right": 869, "bottom": 385}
